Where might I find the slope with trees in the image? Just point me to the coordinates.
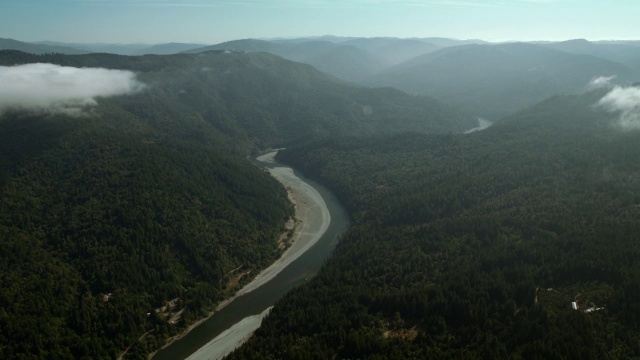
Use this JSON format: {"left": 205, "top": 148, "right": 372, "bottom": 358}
{"left": 0, "top": 49, "right": 472, "bottom": 358}
{"left": 0, "top": 38, "right": 88, "bottom": 55}
{"left": 367, "top": 42, "right": 639, "bottom": 119}
{"left": 185, "top": 37, "right": 445, "bottom": 82}
{"left": 230, "top": 89, "right": 640, "bottom": 359}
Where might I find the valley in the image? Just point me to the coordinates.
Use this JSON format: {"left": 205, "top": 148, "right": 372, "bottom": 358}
{"left": 2, "top": 15, "right": 640, "bottom": 358}
{"left": 152, "top": 150, "right": 345, "bottom": 360}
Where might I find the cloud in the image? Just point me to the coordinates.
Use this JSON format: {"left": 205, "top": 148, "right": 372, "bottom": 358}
{"left": 0, "top": 63, "right": 144, "bottom": 116}
{"left": 589, "top": 75, "right": 616, "bottom": 89}
{"left": 598, "top": 85, "right": 640, "bottom": 130}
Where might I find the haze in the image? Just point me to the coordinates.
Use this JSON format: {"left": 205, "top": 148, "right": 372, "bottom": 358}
{"left": 1, "top": 0, "right": 639, "bottom": 44}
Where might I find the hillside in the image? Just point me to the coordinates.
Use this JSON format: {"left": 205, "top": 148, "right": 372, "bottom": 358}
{"left": 0, "top": 38, "right": 88, "bottom": 55}
{"left": 331, "top": 37, "right": 441, "bottom": 66}
{"left": 185, "top": 39, "right": 385, "bottom": 81}
{"left": 0, "top": 60, "right": 293, "bottom": 359}
{"left": 187, "top": 37, "right": 445, "bottom": 82}
{"left": 132, "top": 43, "right": 208, "bottom": 55}
{"left": 230, "top": 88, "right": 640, "bottom": 359}
{"left": 277, "top": 41, "right": 387, "bottom": 81}
{"left": 0, "top": 50, "right": 473, "bottom": 358}
{"left": 544, "top": 39, "right": 640, "bottom": 73}
{"left": 32, "top": 41, "right": 207, "bottom": 56}
{"left": 367, "top": 42, "right": 639, "bottom": 119}
{"left": 1, "top": 50, "right": 475, "bottom": 145}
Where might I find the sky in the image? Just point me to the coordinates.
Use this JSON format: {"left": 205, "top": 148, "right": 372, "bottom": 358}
{"left": 1, "top": 0, "right": 639, "bottom": 45}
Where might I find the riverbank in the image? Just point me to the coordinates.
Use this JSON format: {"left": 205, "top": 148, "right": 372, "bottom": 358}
{"left": 222, "top": 151, "right": 330, "bottom": 302}
{"left": 185, "top": 307, "right": 273, "bottom": 360}
{"left": 150, "top": 150, "right": 331, "bottom": 359}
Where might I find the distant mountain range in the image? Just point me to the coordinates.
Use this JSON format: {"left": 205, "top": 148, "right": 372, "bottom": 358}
{"left": 184, "top": 37, "right": 481, "bottom": 81}
{"left": 0, "top": 38, "right": 89, "bottom": 55}
{"left": 3, "top": 36, "right": 640, "bottom": 119}
{"left": 184, "top": 38, "right": 640, "bottom": 119}
{"left": 366, "top": 42, "right": 640, "bottom": 119}
{"left": 542, "top": 39, "right": 640, "bottom": 72}
{"left": 3, "top": 35, "right": 640, "bottom": 359}
{"left": 2, "top": 38, "right": 206, "bottom": 55}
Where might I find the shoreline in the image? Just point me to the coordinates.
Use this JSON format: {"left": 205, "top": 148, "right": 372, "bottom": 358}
{"left": 185, "top": 307, "right": 273, "bottom": 360}
{"left": 150, "top": 150, "right": 331, "bottom": 359}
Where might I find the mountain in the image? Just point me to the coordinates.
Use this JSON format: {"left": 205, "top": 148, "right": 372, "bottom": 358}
{"left": 0, "top": 38, "right": 88, "bottom": 54}
{"left": 230, "top": 88, "right": 640, "bottom": 359}
{"left": 0, "top": 49, "right": 474, "bottom": 358}
{"left": 35, "top": 41, "right": 208, "bottom": 55}
{"left": 269, "top": 35, "right": 360, "bottom": 44}
{"left": 278, "top": 41, "right": 388, "bottom": 81}
{"left": 421, "top": 37, "right": 488, "bottom": 47}
{"left": 1, "top": 50, "right": 474, "bottom": 143}
{"left": 544, "top": 39, "right": 640, "bottom": 73}
{"left": 367, "top": 42, "right": 639, "bottom": 119}
{"left": 72, "top": 43, "right": 150, "bottom": 55}
{"left": 132, "top": 42, "right": 208, "bottom": 55}
{"left": 341, "top": 37, "right": 441, "bottom": 66}
{"left": 186, "top": 39, "right": 385, "bottom": 81}
{"left": 184, "top": 39, "right": 282, "bottom": 54}
{"left": 34, "top": 41, "right": 152, "bottom": 55}
{"left": 187, "top": 37, "right": 448, "bottom": 82}
{"left": 545, "top": 39, "right": 618, "bottom": 58}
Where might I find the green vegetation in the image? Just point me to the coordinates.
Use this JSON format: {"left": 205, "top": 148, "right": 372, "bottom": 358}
{"left": 185, "top": 38, "right": 438, "bottom": 82}
{"left": 188, "top": 38, "right": 640, "bottom": 120}
{"left": 230, "top": 90, "right": 640, "bottom": 359}
{"left": 0, "top": 50, "right": 471, "bottom": 358}
{"left": 0, "top": 110, "right": 293, "bottom": 359}
{"left": 0, "top": 49, "right": 473, "bottom": 147}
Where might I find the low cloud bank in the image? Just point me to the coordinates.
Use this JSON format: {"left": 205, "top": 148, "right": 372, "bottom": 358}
{"left": 598, "top": 85, "right": 640, "bottom": 130}
{"left": 0, "top": 63, "right": 144, "bottom": 116}
{"left": 589, "top": 75, "right": 616, "bottom": 89}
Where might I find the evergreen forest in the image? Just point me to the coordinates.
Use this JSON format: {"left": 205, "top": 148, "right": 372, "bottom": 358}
{"left": 0, "top": 50, "right": 471, "bottom": 358}
{"left": 230, "top": 90, "right": 640, "bottom": 359}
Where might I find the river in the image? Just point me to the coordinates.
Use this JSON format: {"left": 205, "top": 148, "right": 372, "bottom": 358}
{"left": 152, "top": 150, "right": 349, "bottom": 360}
{"left": 464, "top": 117, "right": 493, "bottom": 133}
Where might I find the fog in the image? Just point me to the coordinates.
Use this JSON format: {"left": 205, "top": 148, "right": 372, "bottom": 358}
{"left": 0, "top": 63, "right": 144, "bottom": 116}
{"left": 589, "top": 75, "right": 616, "bottom": 89}
{"left": 598, "top": 85, "right": 640, "bottom": 130}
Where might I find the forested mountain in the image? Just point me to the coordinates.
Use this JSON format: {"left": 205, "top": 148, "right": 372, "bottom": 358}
{"left": 11, "top": 40, "right": 207, "bottom": 56}
{"left": 367, "top": 42, "right": 639, "bottom": 119}
{"left": 274, "top": 41, "right": 387, "bottom": 82}
{"left": 131, "top": 43, "right": 207, "bottom": 55}
{"left": 0, "top": 49, "right": 472, "bottom": 358}
{"left": 335, "top": 38, "right": 441, "bottom": 66}
{"left": 186, "top": 37, "right": 444, "bottom": 81}
{"left": 186, "top": 39, "right": 386, "bottom": 81}
{"left": 176, "top": 38, "right": 640, "bottom": 121}
{"left": 544, "top": 39, "right": 640, "bottom": 73}
{"left": 40, "top": 42, "right": 151, "bottom": 56}
{"left": 0, "top": 38, "right": 88, "bottom": 55}
{"left": 0, "top": 50, "right": 475, "bottom": 145}
{"left": 184, "top": 39, "right": 282, "bottom": 54}
{"left": 230, "top": 88, "right": 640, "bottom": 359}
{"left": 419, "top": 37, "right": 488, "bottom": 47}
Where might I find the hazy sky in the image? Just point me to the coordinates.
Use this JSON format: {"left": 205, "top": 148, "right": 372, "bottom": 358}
{"left": 1, "top": 0, "right": 639, "bottom": 44}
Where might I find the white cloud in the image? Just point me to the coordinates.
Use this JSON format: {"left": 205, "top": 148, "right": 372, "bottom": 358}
{"left": 598, "top": 86, "right": 640, "bottom": 130}
{"left": 0, "top": 63, "right": 144, "bottom": 116}
{"left": 589, "top": 75, "right": 616, "bottom": 89}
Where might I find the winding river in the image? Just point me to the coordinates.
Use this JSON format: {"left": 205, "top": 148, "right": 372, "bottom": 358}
{"left": 152, "top": 150, "right": 349, "bottom": 360}
{"left": 464, "top": 117, "right": 493, "bottom": 134}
